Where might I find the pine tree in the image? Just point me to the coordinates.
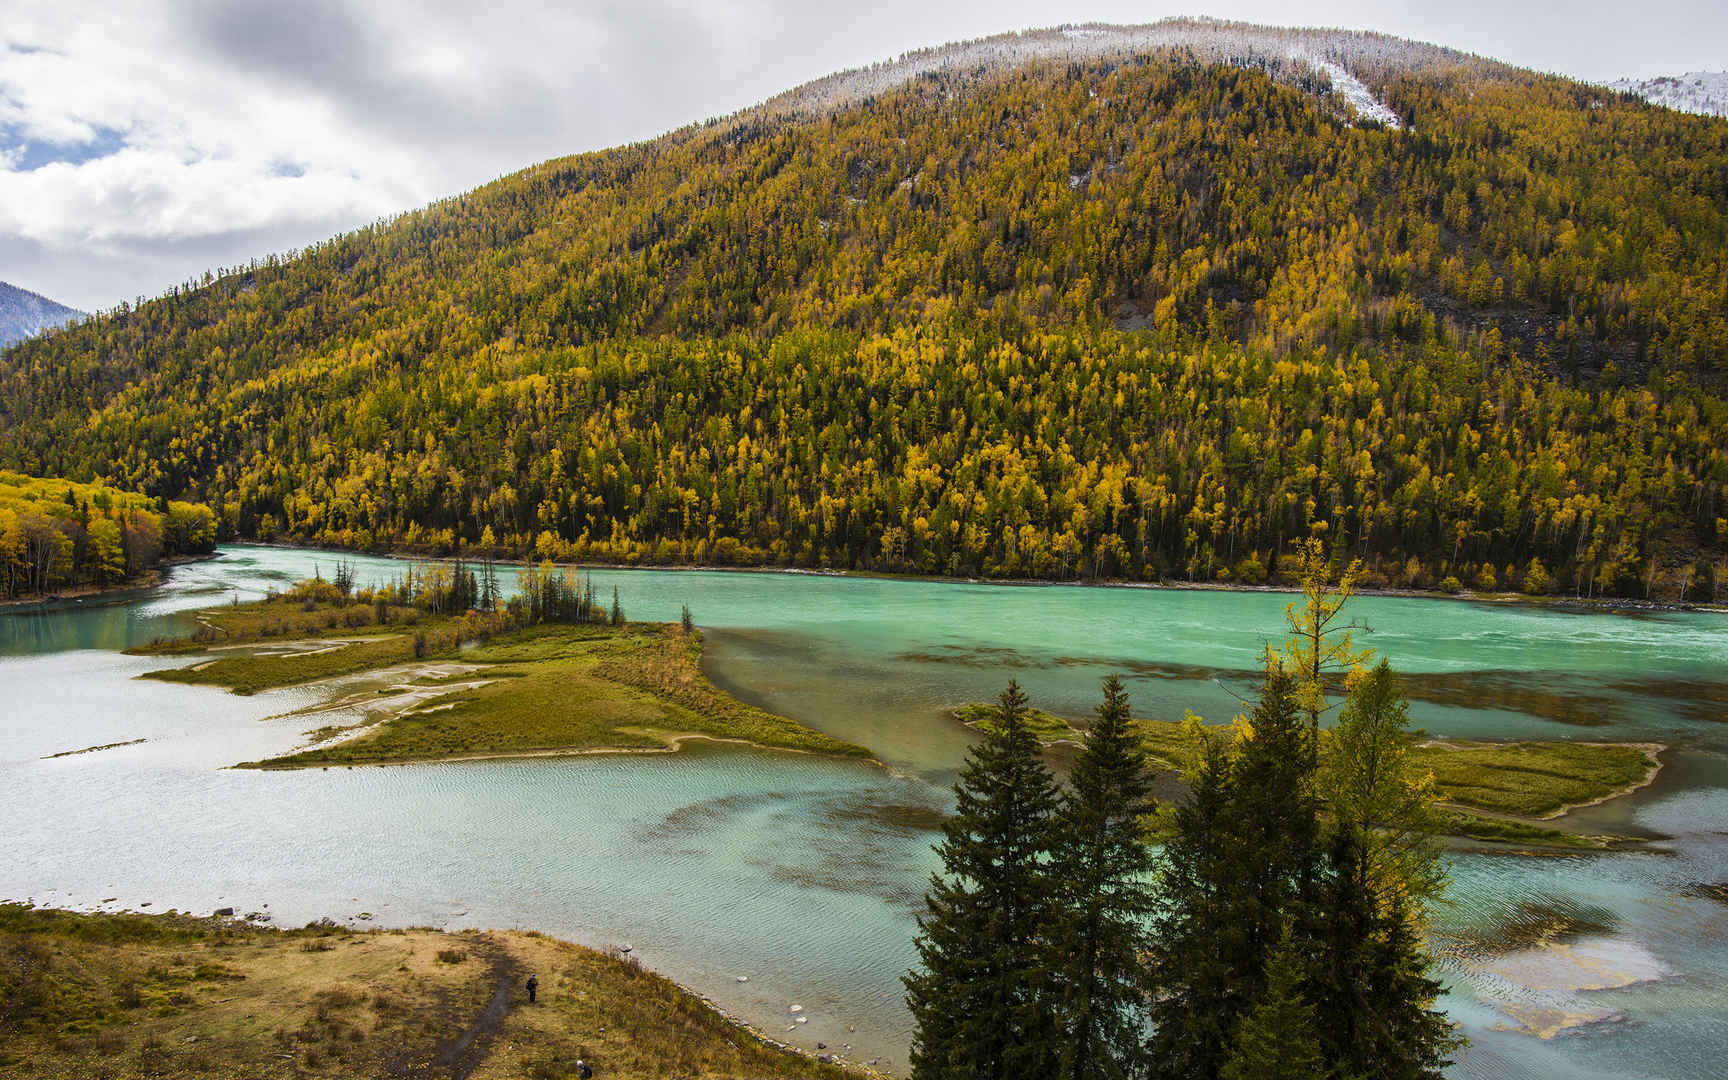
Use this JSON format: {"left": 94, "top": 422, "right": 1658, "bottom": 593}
{"left": 1313, "top": 830, "right": 1456, "bottom": 1080}
{"left": 906, "top": 680, "right": 1062, "bottom": 1080}
{"left": 1054, "top": 675, "right": 1156, "bottom": 1080}
{"left": 1219, "top": 927, "right": 1327, "bottom": 1080}
{"left": 1146, "top": 722, "right": 1242, "bottom": 1078}
{"left": 1227, "top": 661, "right": 1321, "bottom": 994}
{"left": 1149, "top": 662, "right": 1322, "bottom": 1078}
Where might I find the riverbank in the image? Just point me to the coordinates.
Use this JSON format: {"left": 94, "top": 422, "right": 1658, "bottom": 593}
{"left": 221, "top": 541, "right": 1728, "bottom": 616}
{"left": 130, "top": 590, "right": 872, "bottom": 767}
{"left": 0, "top": 554, "right": 225, "bottom": 613}
{"left": 0, "top": 903, "right": 864, "bottom": 1079}
{"left": 0, "top": 570, "right": 166, "bottom": 611}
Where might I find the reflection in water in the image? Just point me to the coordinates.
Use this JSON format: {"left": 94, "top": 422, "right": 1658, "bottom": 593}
{"left": 4, "top": 546, "right": 1728, "bottom": 1076}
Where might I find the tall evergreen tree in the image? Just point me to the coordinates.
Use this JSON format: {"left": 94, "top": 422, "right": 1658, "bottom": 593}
{"left": 1226, "top": 661, "right": 1321, "bottom": 995}
{"left": 1313, "top": 830, "right": 1457, "bottom": 1080}
{"left": 1149, "top": 662, "right": 1322, "bottom": 1079}
{"left": 1320, "top": 660, "right": 1445, "bottom": 909}
{"left": 1146, "top": 721, "right": 1243, "bottom": 1078}
{"left": 1054, "top": 676, "right": 1157, "bottom": 1080}
{"left": 1218, "top": 927, "right": 1327, "bottom": 1080}
{"left": 906, "top": 680, "right": 1062, "bottom": 1080}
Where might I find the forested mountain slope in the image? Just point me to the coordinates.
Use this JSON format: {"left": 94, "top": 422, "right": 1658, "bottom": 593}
{"left": 1, "top": 22, "right": 1725, "bottom": 598}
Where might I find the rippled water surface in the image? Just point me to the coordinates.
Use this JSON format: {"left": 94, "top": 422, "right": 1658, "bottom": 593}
{"left": 3, "top": 546, "right": 1726, "bottom": 1074}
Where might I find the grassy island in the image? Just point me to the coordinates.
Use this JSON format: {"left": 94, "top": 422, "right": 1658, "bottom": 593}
{"left": 0, "top": 904, "right": 854, "bottom": 1079}
{"left": 955, "top": 702, "right": 1660, "bottom": 849}
{"left": 132, "top": 572, "right": 870, "bottom": 767}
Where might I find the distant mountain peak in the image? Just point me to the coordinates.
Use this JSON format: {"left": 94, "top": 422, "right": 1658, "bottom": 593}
{"left": 0, "top": 282, "right": 85, "bottom": 349}
{"left": 1610, "top": 72, "right": 1728, "bottom": 117}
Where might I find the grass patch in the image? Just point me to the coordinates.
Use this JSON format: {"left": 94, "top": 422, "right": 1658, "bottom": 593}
{"left": 144, "top": 633, "right": 419, "bottom": 696}
{"left": 1430, "top": 809, "right": 1619, "bottom": 849}
{"left": 953, "top": 703, "right": 1084, "bottom": 743}
{"left": 0, "top": 904, "right": 849, "bottom": 1078}
{"left": 1411, "top": 741, "right": 1656, "bottom": 818}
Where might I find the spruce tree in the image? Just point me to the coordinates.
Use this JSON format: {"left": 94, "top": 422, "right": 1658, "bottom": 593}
{"left": 1219, "top": 927, "right": 1327, "bottom": 1080}
{"left": 906, "top": 680, "right": 1062, "bottom": 1080}
{"left": 1314, "top": 829, "right": 1456, "bottom": 1080}
{"left": 1146, "top": 723, "right": 1242, "bottom": 1078}
{"left": 1228, "top": 662, "right": 1321, "bottom": 976}
{"left": 1054, "top": 675, "right": 1157, "bottom": 1080}
{"left": 1149, "top": 662, "right": 1322, "bottom": 1079}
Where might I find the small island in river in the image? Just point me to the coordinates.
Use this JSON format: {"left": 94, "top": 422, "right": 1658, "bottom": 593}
{"left": 130, "top": 572, "right": 871, "bottom": 768}
{"left": 955, "top": 702, "right": 1662, "bottom": 850}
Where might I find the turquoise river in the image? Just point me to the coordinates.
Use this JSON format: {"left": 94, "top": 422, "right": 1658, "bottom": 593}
{"left": 3, "top": 545, "right": 1727, "bottom": 1076}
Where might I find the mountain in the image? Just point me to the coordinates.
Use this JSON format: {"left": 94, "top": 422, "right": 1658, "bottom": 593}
{"left": 1611, "top": 71, "right": 1728, "bottom": 117}
{"left": 0, "top": 282, "right": 84, "bottom": 350}
{"left": 1, "top": 19, "right": 1725, "bottom": 598}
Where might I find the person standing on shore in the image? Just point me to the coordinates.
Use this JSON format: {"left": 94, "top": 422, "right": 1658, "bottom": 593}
{"left": 526, "top": 973, "right": 538, "bottom": 1003}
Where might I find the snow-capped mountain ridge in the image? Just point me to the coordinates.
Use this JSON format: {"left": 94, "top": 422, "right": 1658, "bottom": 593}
{"left": 0, "top": 282, "right": 85, "bottom": 350}
{"left": 1610, "top": 72, "right": 1728, "bottom": 117}
{"left": 754, "top": 19, "right": 1497, "bottom": 131}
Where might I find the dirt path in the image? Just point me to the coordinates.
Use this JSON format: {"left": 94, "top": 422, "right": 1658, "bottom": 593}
{"left": 421, "top": 940, "right": 522, "bottom": 1079}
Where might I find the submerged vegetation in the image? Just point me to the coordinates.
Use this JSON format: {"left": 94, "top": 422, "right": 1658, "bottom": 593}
{"left": 2, "top": 53, "right": 1726, "bottom": 596}
{"left": 136, "top": 564, "right": 869, "bottom": 765}
{"left": 0, "top": 472, "right": 215, "bottom": 600}
{"left": 0, "top": 903, "right": 851, "bottom": 1079}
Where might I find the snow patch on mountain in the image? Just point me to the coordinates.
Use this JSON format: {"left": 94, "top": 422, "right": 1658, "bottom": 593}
{"left": 758, "top": 19, "right": 1459, "bottom": 130}
{"left": 1295, "top": 57, "right": 1404, "bottom": 129}
{"left": 1610, "top": 72, "right": 1728, "bottom": 117}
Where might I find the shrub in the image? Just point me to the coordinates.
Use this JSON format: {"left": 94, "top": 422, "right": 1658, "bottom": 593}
{"left": 1524, "top": 558, "right": 1550, "bottom": 595}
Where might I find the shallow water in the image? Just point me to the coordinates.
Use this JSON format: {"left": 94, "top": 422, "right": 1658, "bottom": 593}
{"left": 3, "top": 546, "right": 1727, "bottom": 1074}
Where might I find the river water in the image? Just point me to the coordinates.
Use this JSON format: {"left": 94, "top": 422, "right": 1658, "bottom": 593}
{"left": 2, "top": 546, "right": 1726, "bottom": 1076}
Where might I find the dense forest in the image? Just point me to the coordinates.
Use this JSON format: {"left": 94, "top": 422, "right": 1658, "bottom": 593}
{"left": 0, "top": 473, "right": 216, "bottom": 600}
{"left": 2, "top": 41, "right": 1726, "bottom": 597}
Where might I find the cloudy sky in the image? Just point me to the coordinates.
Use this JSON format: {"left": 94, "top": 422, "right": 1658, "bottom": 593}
{"left": 3, "top": 0, "right": 1724, "bottom": 311}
